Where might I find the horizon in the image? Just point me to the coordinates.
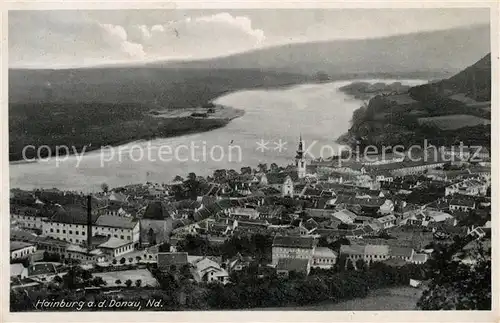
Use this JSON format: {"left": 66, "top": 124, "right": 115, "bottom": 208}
{"left": 9, "top": 9, "right": 490, "bottom": 69}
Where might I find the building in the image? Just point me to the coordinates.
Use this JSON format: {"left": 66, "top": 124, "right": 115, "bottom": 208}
{"left": 445, "top": 179, "right": 488, "bottom": 197}
{"left": 340, "top": 244, "right": 428, "bottom": 266}
{"left": 98, "top": 237, "right": 135, "bottom": 258}
{"left": 449, "top": 198, "right": 476, "bottom": 212}
{"left": 10, "top": 205, "right": 48, "bottom": 230}
{"left": 312, "top": 247, "right": 337, "bottom": 269}
{"left": 42, "top": 208, "right": 140, "bottom": 247}
{"left": 10, "top": 241, "right": 37, "bottom": 260}
{"left": 295, "top": 135, "right": 307, "bottom": 179}
{"left": 189, "top": 256, "right": 229, "bottom": 284}
{"left": 276, "top": 258, "right": 311, "bottom": 277}
{"left": 282, "top": 175, "right": 294, "bottom": 197}
{"left": 375, "top": 214, "right": 397, "bottom": 229}
{"left": 272, "top": 235, "right": 317, "bottom": 266}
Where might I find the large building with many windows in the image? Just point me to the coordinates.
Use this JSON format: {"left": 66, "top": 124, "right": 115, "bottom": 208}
{"left": 41, "top": 207, "right": 140, "bottom": 247}
{"left": 272, "top": 235, "right": 317, "bottom": 266}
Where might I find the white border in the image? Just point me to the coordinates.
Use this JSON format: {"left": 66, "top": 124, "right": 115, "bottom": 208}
{"left": 1, "top": 1, "right": 498, "bottom": 322}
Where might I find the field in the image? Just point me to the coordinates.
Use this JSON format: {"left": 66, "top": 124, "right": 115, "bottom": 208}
{"left": 253, "top": 286, "right": 422, "bottom": 311}
{"left": 417, "top": 114, "right": 490, "bottom": 130}
{"left": 93, "top": 269, "right": 158, "bottom": 287}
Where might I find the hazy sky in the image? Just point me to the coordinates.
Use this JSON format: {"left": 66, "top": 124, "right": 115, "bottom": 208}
{"left": 9, "top": 8, "right": 490, "bottom": 68}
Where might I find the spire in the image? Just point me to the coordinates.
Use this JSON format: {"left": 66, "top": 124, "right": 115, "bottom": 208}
{"left": 296, "top": 134, "right": 304, "bottom": 159}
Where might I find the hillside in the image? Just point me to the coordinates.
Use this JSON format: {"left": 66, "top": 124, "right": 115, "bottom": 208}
{"left": 8, "top": 67, "right": 310, "bottom": 161}
{"left": 152, "top": 25, "right": 490, "bottom": 76}
{"left": 339, "top": 53, "right": 491, "bottom": 150}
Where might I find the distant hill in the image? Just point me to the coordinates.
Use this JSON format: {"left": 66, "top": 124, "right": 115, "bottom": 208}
{"left": 340, "top": 53, "right": 491, "bottom": 150}
{"left": 431, "top": 53, "right": 491, "bottom": 102}
{"left": 9, "top": 68, "right": 309, "bottom": 105}
{"left": 152, "top": 25, "right": 490, "bottom": 76}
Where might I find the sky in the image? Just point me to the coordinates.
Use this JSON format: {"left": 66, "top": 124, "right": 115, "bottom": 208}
{"left": 9, "top": 8, "right": 490, "bottom": 68}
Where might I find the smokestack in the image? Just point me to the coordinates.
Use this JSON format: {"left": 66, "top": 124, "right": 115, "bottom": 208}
{"left": 87, "top": 194, "right": 93, "bottom": 251}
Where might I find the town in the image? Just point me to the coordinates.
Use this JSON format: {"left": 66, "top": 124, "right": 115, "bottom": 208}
{"left": 10, "top": 138, "right": 491, "bottom": 310}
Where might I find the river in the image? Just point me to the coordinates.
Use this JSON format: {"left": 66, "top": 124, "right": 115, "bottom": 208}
{"left": 9, "top": 79, "right": 426, "bottom": 191}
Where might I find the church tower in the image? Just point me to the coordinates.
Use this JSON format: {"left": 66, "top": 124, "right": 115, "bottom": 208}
{"left": 295, "top": 135, "right": 307, "bottom": 179}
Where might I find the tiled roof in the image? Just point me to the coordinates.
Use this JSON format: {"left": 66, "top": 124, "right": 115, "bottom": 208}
{"left": 143, "top": 201, "right": 173, "bottom": 220}
{"left": 272, "top": 236, "right": 316, "bottom": 249}
{"left": 10, "top": 240, "right": 34, "bottom": 252}
{"left": 313, "top": 247, "right": 337, "bottom": 258}
{"left": 49, "top": 206, "right": 98, "bottom": 225}
{"left": 389, "top": 246, "right": 413, "bottom": 258}
{"left": 95, "top": 215, "right": 138, "bottom": 229}
{"left": 98, "top": 237, "right": 131, "bottom": 249}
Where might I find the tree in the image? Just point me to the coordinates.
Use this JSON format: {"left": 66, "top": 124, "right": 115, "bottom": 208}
{"left": 136, "top": 256, "right": 142, "bottom": 263}
{"left": 257, "top": 163, "right": 268, "bottom": 173}
{"left": 112, "top": 259, "right": 117, "bottom": 265}
{"left": 128, "top": 257, "right": 133, "bottom": 263}
{"left": 92, "top": 276, "right": 107, "bottom": 287}
{"left": 115, "top": 279, "right": 122, "bottom": 285}
{"left": 270, "top": 163, "right": 279, "bottom": 172}
{"left": 355, "top": 259, "right": 368, "bottom": 271}
{"left": 240, "top": 166, "right": 252, "bottom": 175}
{"left": 120, "top": 257, "right": 126, "bottom": 265}
{"left": 135, "top": 279, "right": 142, "bottom": 287}
{"left": 346, "top": 259, "right": 355, "bottom": 271}
{"left": 125, "top": 279, "right": 133, "bottom": 287}
{"left": 101, "top": 183, "right": 109, "bottom": 193}
{"left": 173, "top": 175, "right": 183, "bottom": 183}
{"left": 158, "top": 242, "right": 171, "bottom": 252}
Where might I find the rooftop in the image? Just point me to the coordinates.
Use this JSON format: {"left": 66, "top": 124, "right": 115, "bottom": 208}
{"left": 95, "top": 214, "right": 138, "bottom": 229}
{"left": 273, "top": 236, "right": 316, "bottom": 249}
{"left": 10, "top": 240, "right": 34, "bottom": 252}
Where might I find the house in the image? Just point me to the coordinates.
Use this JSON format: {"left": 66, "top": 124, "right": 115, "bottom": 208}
{"left": 332, "top": 209, "right": 357, "bottom": 224}
{"left": 272, "top": 235, "right": 317, "bottom": 266}
{"left": 226, "top": 253, "right": 253, "bottom": 272}
{"left": 445, "top": 179, "right": 488, "bottom": 197}
{"left": 375, "top": 214, "right": 397, "bottom": 229}
{"left": 10, "top": 205, "right": 49, "bottom": 230}
{"left": 10, "top": 241, "right": 37, "bottom": 260}
{"left": 449, "top": 198, "right": 476, "bottom": 212}
{"left": 379, "top": 200, "right": 395, "bottom": 215}
{"left": 276, "top": 258, "right": 311, "bottom": 277}
{"left": 312, "top": 247, "right": 337, "bottom": 269}
{"left": 26, "top": 262, "right": 58, "bottom": 280}
{"left": 10, "top": 263, "right": 27, "bottom": 280}
{"left": 189, "top": 256, "right": 229, "bottom": 284}
{"left": 157, "top": 252, "right": 189, "bottom": 271}
{"left": 98, "top": 237, "right": 135, "bottom": 258}
{"left": 340, "top": 244, "right": 428, "bottom": 266}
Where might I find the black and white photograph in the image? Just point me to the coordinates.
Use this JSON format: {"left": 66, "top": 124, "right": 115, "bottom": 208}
{"left": 5, "top": 4, "right": 495, "bottom": 315}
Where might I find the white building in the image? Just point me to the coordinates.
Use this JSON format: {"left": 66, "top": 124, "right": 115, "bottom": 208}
{"left": 10, "top": 241, "right": 37, "bottom": 260}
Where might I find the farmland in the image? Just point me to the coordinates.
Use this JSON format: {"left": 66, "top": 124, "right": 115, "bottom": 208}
{"left": 417, "top": 114, "right": 491, "bottom": 130}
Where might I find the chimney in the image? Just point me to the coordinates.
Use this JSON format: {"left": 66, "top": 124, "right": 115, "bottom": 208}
{"left": 87, "top": 194, "right": 93, "bottom": 251}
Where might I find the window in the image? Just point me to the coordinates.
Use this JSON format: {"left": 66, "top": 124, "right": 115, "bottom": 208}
{"left": 70, "top": 239, "right": 73, "bottom": 242}
{"left": 50, "top": 228, "right": 54, "bottom": 233}
{"left": 76, "top": 231, "right": 79, "bottom": 235}
{"left": 82, "top": 231, "right": 85, "bottom": 235}
{"left": 120, "top": 235, "right": 124, "bottom": 240}
{"left": 57, "top": 229, "right": 60, "bottom": 233}
{"left": 127, "top": 236, "right": 131, "bottom": 241}
{"left": 114, "top": 235, "right": 117, "bottom": 238}
{"left": 63, "top": 230, "right": 66, "bottom": 234}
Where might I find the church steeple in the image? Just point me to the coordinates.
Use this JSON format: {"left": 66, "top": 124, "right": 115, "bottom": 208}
{"left": 295, "top": 134, "right": 306, "bottom": 179}
{"left": 296, "top": 134, "right": 304, "bottom": 160}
